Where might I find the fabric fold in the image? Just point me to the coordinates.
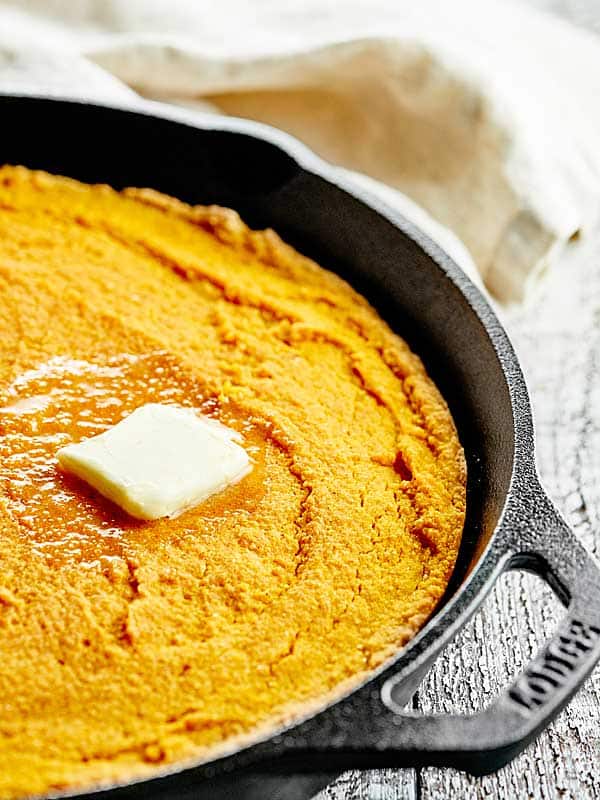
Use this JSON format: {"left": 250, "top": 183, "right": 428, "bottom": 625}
{"left": 1, "top": 0, "right": 599, "bottom": 301}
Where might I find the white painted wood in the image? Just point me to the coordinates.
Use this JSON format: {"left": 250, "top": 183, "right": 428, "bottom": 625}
{"left": 315, "top": 770, "right": 417, "bottom": 800}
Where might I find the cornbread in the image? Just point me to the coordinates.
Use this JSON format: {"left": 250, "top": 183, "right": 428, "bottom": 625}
{"left": 0, "top": 165, "right": 466, "bottom": 798}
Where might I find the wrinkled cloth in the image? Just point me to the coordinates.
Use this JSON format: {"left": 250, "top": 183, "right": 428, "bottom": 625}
{"left": 1, "top": 0, "right": 600, "bottom": 301}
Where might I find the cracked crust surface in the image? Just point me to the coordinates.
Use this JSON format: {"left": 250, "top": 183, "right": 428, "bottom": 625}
{"left": 0, "top": 166, "right": 465, "bottom": 798}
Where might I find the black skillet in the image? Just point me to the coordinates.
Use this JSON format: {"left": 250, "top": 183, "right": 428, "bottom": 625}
{"left": 2, "top": 94, "right": 600, "bottom": 800}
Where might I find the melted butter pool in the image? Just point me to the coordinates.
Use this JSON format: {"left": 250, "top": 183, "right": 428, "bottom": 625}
{"left": 0, "top": 352, "right": 265, "bottom": 568}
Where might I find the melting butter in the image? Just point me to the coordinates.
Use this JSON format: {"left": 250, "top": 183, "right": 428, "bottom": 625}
{"left": 56, "top": 403, "right": 252, "bottom": 521}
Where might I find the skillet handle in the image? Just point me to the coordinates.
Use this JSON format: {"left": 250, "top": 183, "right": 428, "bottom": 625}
{"left": 379, "top": 507, "right": 600, "bottom": 775}
{"left": 245, "top": 496, "right": 600, "bottom": 777}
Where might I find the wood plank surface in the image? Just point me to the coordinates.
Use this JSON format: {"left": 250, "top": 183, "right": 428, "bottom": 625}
{"left": 317, "top": 3, "right": 600, "bottom": 796}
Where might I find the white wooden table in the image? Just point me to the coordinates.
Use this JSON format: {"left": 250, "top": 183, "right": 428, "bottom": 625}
{"left": 317, "top": 2, "right": 600, "bottom": 798}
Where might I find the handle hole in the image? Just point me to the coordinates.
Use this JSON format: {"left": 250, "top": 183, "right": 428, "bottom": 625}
{"left": 388, "top": 571, "right": 561, "bottom": 717}
{"left": 507, "top": 551, "right": 571, "bottom": 606}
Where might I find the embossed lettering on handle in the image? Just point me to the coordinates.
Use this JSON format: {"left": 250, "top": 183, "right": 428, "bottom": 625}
{"left": 509, "top": 619, "right": 600, "bottom": 711}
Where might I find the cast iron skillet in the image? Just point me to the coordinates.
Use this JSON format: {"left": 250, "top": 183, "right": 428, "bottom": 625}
{"left": 2, "top": 94, "right": 600, "bottom": 800}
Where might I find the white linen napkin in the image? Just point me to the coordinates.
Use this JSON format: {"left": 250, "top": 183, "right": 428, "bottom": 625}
{"left": 1, "top": 0, "right": 599, "bottom": 302}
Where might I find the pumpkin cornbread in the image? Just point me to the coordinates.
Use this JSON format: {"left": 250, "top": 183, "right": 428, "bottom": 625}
{"left": 0, "top": 165, "right": 466, "bottom": 798}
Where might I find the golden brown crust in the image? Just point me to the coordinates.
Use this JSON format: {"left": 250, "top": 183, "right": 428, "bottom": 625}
{"left": 0, "top": 165, "right": 465, "bottom": 798}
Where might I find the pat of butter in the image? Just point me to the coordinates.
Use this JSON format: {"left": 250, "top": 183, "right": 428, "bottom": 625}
{"left": 56, "top": 403, "right": 252, "bottom": 521}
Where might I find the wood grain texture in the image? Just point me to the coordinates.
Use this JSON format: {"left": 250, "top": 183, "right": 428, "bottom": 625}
{"left": 315, "top": 769, "right": 417, "bottom": 800}
{"left": 315, "top": 2, "right": 600, "bottom": 794}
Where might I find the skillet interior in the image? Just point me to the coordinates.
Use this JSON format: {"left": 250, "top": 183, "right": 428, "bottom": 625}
{"left": 0, "top": 95, "right": 521, "bottom": 798}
